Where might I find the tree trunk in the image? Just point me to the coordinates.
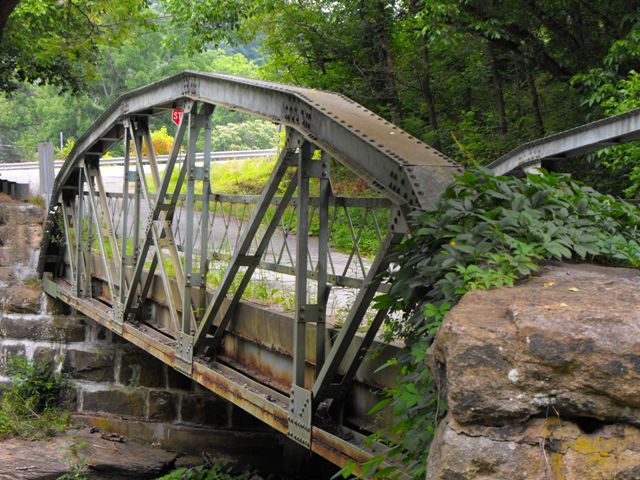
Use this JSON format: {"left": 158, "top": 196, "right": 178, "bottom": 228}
{"left": 525, "top": 65, "right": 545, "bottom": 136}
{"left": 0, "top": 0, "right": 21, "bottom": 41}
{"left": 485, "top": 41, "right": 507, "bottom": 134}
{"left": 376, "top": 1, "right": 401, "bottom": 123}
{"left": 409, "top": 0, "right": 439, "bottom": 146}
{"left": 421, "top": 41, "right": 441, "bottom": 148}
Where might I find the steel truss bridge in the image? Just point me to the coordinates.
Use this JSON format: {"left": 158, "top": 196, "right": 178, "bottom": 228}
{"left": 38, "top": 71, "right": 640, "bottom": 473}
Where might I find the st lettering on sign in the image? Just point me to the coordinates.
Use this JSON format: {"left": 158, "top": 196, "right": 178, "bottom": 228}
{"left": 171, "top": 108, "right": 183, "bottom": 126}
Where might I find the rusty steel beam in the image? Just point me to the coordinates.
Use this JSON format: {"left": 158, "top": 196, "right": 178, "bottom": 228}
{"left": 48, "top": 276, "right": 403, "bottom": 476}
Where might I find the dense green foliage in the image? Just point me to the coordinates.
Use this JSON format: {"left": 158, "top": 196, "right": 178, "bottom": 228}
{"left": 0, "top": 0, "right": 152, "bottom": 93}
{"left": 156, "top": 462, "right": 253, "bottom": 480}
{"left": 0, "top": 25, "right": 267, "bottom": 161}
{"left": 3, "top": 1, "right": 640, "bottom": 176}
{"left": 211, "top": 120, "right": 279, "bottom": 151}
{"left": 347, "top": 169, "right": 640, "bottom": 478}
{"left": 162, "top": 1, "right": 640, "bottom": 168}
{"left": 0, "top": 355, "right": 71, "bottom": 439}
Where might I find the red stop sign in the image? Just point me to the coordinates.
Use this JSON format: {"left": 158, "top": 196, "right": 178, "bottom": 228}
{"left": 171, "top": 108, "right": 183, "bottom": 126}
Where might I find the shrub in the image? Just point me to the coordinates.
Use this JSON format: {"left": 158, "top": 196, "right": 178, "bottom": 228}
{"left": 0, "top": 355, "right": 71, "bottom": 439}
{"left": 210, "top": 120, "right": 279, "bottom": 151}
{"left": 143, "top": 126, "right": 175, "bottom": 156}
{"left": 156, "top": 462, "right": 253, "bottom": 480}
{"left": 346, "top": 168, "right": 640, "bottom": 479}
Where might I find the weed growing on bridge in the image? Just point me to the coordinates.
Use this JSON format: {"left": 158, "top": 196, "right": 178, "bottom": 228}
{"left": 342, "top": 169, "right": 640, "bottom": 479}
{"left": 0, "top": 355, "right": 71, "bottom": 440}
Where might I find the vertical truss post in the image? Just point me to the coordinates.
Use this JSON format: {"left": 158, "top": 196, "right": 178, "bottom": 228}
{"left": 132, "top": 145, "right": 141, "bottom": 263}
{"left": 176, "top": 105, "right": 212, "bottom": 369}
{"left": 60, "top": 199, "right": 75, "bottom": 284}
{"left": 288, "top": 142, "right": 326, "bottom": 450}
{"left": 182, "top": 109, "right": 199, "bottom": 337}
{"left": 312, "top": 224, "right": 405, "bottom": 407}
{"left": 83, "top": 167, "right": 94, "bottom": 298}
{"left": 315, "top": 151, "right": 331, "bottom": 377}
{"left": 75, "top": 170, "right": 85, "bottom": 297}
{"left": 114, "top": 124, "right": 133, "bottom": 330}
{"left": 293, "top": 141, "right": 312, "bottom": 388}
{"left": 199, "top": 105, "right": 214, "bottom": 318}
{"left": 120, "top": 124, "right": 132, "bottom": 305}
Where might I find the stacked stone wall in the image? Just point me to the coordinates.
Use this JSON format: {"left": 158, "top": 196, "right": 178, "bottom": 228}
{"left": 0, "top": 199, "right": 272, "bottom": 454}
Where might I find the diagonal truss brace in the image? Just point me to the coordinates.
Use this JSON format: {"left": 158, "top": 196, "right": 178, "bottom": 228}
{"left": 193, "top": 128, "right": 302, "bottom": 354}
{"left": 312, "top": 224, "right": 405, "bottom": 407}
{"left": 121, "top": 101, "right": 193, "bottom": 330}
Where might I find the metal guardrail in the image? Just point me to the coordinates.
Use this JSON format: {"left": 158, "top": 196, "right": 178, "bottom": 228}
{"left": 0, "top": 148, "right": 277, "bottom": 171}
{"left": 489, "top": 107, "right": 640, "bottom": 175}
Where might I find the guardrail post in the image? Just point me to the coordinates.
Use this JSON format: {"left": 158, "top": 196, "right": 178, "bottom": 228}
{"left": 38, "top": 142, "right": 55, "bottom": 210}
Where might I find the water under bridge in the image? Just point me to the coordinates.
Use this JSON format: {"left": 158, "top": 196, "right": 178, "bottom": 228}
{"left": 36, "top": 71, "right": 640, "bottom": 474}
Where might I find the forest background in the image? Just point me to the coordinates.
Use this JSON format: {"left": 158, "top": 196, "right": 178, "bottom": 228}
{"left": 3, "top": 2, "right": 640, "bottom": 478}
{"left": 1, "top": 1, "right": 640, "bottom": 197}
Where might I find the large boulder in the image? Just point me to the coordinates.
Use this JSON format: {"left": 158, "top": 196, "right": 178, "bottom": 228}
{"left": 428, "top": 263, "right": 640, "bottom": 427}
{"left": 427, "top": 415, "right": 640, "bottom": 480}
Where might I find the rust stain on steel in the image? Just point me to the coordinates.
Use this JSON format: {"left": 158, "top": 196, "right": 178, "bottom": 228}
{"left": 218, "top": 354, "right": 290, "bottom": 394}
{"left": 311, "top": 427, "right": 371, "bottom": 470}
{"left": 192, "top": 362, "right": 289, "bottom": 433}
{"left": 123, "top": 324, "right": 178, "bottom": 366}
{"left": 54, "top": 279, "right": 385, "bottom": 472}
{"left": 223, "top": 336, "right": 293, "bottom": 389}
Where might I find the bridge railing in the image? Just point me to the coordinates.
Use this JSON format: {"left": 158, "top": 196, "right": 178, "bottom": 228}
{"left": 50, "top": 116, "right": 404, "bottom": 454}
{"left": 100, "top": 191, "right": 390, "bottom": 289}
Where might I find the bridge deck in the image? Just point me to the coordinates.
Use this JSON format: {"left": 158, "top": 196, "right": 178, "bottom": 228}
{"left": 44, "top": 276, "right": 387, "bottom": 468}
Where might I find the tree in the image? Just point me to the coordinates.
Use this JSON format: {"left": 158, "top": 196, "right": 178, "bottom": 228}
{"left": 161, "top": 0, "right": 640, "bottom": 165}
{"left": 0, "top": 24, "right": 263, "bottom": 161}
{"left": 0, "top": 0, "right": 153, "bottom": 92}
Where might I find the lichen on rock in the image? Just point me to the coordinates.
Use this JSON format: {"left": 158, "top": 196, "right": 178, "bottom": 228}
{"left": 426, "top": 263, "right": 640, "bottom": 479}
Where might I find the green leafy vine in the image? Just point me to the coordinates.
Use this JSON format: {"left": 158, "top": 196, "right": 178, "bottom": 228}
{"left": 340, "top": 168, "right": 640, "bottom": 479}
